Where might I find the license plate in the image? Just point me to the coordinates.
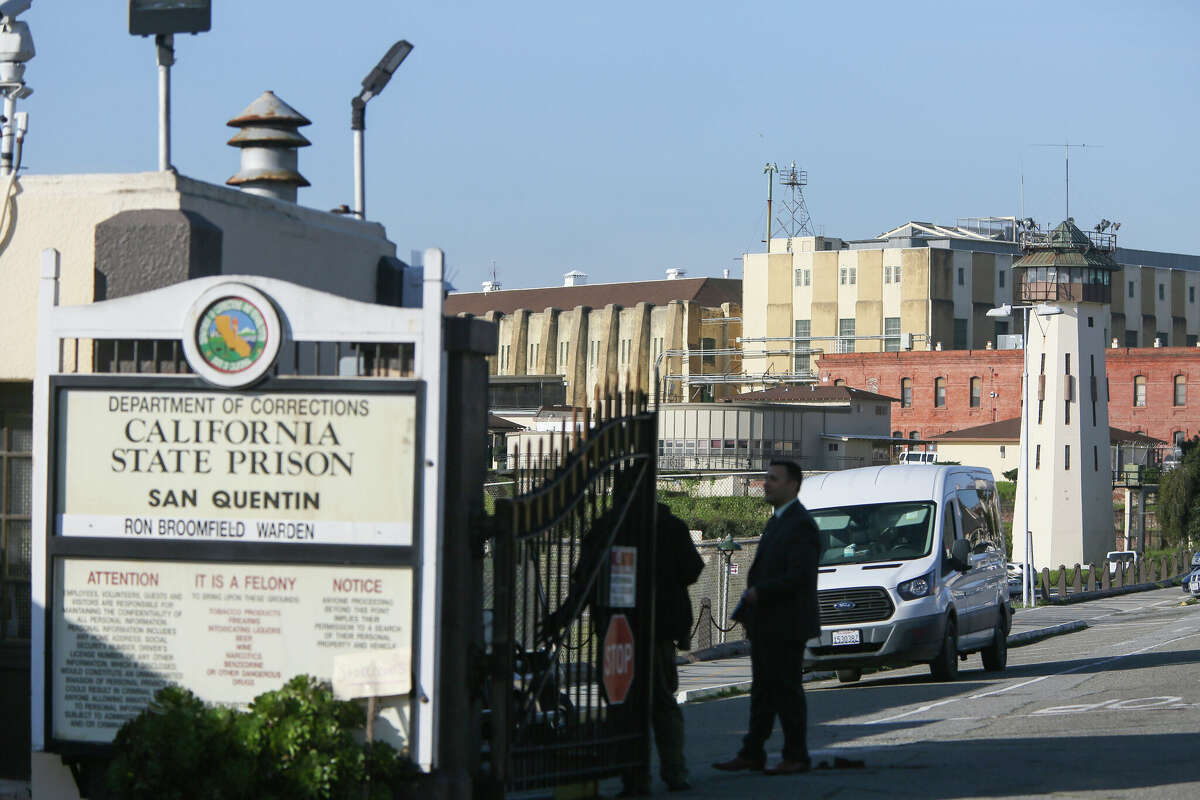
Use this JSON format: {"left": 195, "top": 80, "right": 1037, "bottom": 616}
{"left": 832, "top": 629, "right": 861, "bottom": 646}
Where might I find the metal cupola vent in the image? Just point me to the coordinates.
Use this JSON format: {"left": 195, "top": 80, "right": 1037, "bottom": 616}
{"left": 225, "top": 90, "right": 311, "bottom": 203}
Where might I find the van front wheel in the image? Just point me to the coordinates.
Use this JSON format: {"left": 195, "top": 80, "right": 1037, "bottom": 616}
{"left": 981, "top": 614, "right": 1008, "bottom": 672}
{"left": 929, "top": 616, "right": 958, "bottom": 681}
{"left": 836, "top": 668, "right": 862, "bottom": 683}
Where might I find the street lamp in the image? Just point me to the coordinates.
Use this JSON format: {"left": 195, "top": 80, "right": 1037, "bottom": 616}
{"left": 128, "top": 0, "right": 212, "bottom": 171}
{"left": 352, "top": 39, "right": 413, "bottom": 219}
{"left": 715, "top": 534, "right": 742, "bottom": 644}
{"left": 986, "top": 302, "right": 1063, "bottom": 606}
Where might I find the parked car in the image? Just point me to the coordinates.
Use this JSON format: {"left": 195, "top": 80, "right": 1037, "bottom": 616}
{"left": 1185, "top": 567, "right": 1200, "bottom": 598}
{"left": 800, "top": 465, "right": 1010, "bottom": 684}
{"left": 1106, "top": 550, "right": 1139, "bottom": 577}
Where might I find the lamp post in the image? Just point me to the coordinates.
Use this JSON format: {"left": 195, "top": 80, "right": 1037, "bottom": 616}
{"left": 715, "top": 534, "right": 742, "bottom": 644}
{"left": 352, "top": 39, "right": 413, "bottom": 220}
{"left": 986, "top": 302, "right": 1063, "bottom": 607}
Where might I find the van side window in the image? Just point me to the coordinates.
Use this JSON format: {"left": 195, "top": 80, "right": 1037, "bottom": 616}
{"left": 956, "top": 488, "right": 992, "bottom": 554}
{"left": 941, "top": 500, "right": 958, "bottom": 567}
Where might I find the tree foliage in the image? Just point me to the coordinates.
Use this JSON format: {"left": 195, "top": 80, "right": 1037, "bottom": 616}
{"left": 1158, "top": 436, "right": 1200, "bottom": 547}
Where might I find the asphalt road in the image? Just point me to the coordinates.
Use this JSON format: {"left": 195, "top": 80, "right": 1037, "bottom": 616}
{"left": 618, "top": 586, "right": 1200, "bottom": 799}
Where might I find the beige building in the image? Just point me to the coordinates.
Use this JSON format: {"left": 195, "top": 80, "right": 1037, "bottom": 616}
{"left": 742, "top": 219, "right": 1200, "bottom": 380}
{"left": 445, "top": 273, "right": 742, "bottom": 407}
{"left": 657, "top": 385, "right": 897, "bottom": 472}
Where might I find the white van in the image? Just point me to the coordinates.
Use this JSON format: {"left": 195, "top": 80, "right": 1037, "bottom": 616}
{"left": 799, "top": 465, "right": 1010, "bottom": 682}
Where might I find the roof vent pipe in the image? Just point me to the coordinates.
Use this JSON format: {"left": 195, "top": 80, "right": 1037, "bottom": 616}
{"left": 563, "top": 270, "right": 587, "bottom": 287}
{"left": 666, "top": 268, "right": 685, "bottom": 280}
{"left": 226, "top": 91, "right": 311, "bottom": 203}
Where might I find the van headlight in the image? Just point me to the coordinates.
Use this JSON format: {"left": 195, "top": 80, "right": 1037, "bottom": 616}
{"left": 897, "top": 572, "right": 934, "bottom": 600}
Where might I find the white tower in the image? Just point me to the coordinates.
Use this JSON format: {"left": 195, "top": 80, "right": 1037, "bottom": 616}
{"left": 1011, "top": 220, "right": 1119, "bottom": 570}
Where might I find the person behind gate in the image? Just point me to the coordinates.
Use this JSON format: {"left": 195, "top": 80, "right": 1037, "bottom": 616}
{"left": 712, "top": 459, "right": 820, "bottom": 776}
{"left": 621, "top": 502, "right": 704, "bottom": 796}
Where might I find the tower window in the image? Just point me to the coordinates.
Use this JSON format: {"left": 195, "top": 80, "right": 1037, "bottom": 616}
{"left": 1134, "top": 375, "right": 1147, "bottom": 407}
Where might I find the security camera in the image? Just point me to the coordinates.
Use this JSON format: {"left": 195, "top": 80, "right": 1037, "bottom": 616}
{"left": 0, "top": 0, "right": 31, "bottom": 21}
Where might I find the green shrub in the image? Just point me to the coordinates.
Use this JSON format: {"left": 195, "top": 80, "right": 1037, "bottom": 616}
{"left": 107, "top": 677, "right": 416, "bottom": 800}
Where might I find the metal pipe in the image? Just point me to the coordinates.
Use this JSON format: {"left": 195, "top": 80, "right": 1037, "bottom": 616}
{"left": 0, "top": 93, "right": 14, "bottom": 175}
{"left": 156, "top": 34, "right": 174, "bottom": 171}
{"left": 351, "top": 98, "right": 365, "bottom": 218}
{"left": 353, "top": 128, "right": 365, "bottom": 218}
{"left": 1021, "top": 305, "right": 1032, "bottom": 608}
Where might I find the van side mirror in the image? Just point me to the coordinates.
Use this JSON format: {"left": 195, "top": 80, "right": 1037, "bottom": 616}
{"left": 949, "top": 539, "right": 971, "bottom": 572}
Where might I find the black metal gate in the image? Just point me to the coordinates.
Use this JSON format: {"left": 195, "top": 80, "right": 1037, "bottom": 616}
{"left": 485, "top": 387, "right": 657, "bottom": 793}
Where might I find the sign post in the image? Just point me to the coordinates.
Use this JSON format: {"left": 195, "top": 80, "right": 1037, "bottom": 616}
{"left": 31, "top": 252, "right": 451, "bottom": 790}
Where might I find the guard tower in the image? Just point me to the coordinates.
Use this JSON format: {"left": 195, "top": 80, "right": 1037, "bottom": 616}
{"left": 1011, "top": 219, "right": 1119, "bottom": 569}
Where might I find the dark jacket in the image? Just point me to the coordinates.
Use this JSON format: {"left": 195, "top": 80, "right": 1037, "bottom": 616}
{"left": 740, "top": 499, "right": 821, "bottom": 643}
{"left": 655, "top": 503, "right": 705, "bottom": 649}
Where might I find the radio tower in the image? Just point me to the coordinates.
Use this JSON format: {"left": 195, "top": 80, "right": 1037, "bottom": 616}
{"left": 776, "top": 161, "right": 814, "bottom": 237}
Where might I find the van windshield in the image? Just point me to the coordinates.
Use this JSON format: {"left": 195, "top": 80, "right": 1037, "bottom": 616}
{"left": 811, "top": 501, "right": 936, "bottom": 566}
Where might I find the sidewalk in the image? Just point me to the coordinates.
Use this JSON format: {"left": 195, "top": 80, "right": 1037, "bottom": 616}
{"left": 673, "top": 581, "right": 1181, "bottom": 704}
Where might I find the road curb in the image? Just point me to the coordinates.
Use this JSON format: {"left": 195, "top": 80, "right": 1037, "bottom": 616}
{"left": 1007, "top": 619, "right": 1088, "bottom": 646}
{"left": 676, "top": 669, "right": 837, "bottom": 704}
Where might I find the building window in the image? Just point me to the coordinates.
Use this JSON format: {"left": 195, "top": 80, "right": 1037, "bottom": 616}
{"left": 529, "top": 342, "right": 539, "bottom": 368}
{"left": 840, "top": 267, "right": 848, "bottom": 285}
{"left": 953, "top": 318, "right": 968, "bottom": 350}
{"left": 884, "top": 317, "right": 901, "bottom": 351}
{"left": 1191, "top": 286, "right": 1196, "bottom": 303}
{"left": 894, "top": 265, "right": 902, "bottom": 283}
{"left": 834, "top": 379, "right": 845, "bottom": 387}
{"left": 909, "top": 431, "right": 919, "bottom": 440}
{"left": 1128, "top": 280, "right": 1135, "bottom": 298}
{"left": 1035, "top": 444, "right": 1041, "bottom": 469}
{"left": 998, "top": 270, "right": 1006, "bottom": 289}
{"left": 1159, "top": 284, "right": 1165, "bottom": 300}
{"left": 558, "top": 341, "right": 569, "bottom": 370}
{"left": 794, "top": 320, "right": 811, "bottom": 373}
{"left": 957, "top": 267, "right": 965, "bottom": 286}
{"left": 1065, "top": 444, "right": 1070, "bottom": 471}
{"left": 837, "top": 318, "right": 856, "bottom": 353}
{"left": 994, "top": 320, "right": 1009, "bottom": 340}
{"left": 794, "top": 268, "right": 803, "bottom": 287}
{"left": 1133, "top": 375, "right": 1147, "bottom": 407}
{"left": 934, "top": 377, "right": 946, "bottom": 408}
{"left": 969, "top": 377, "right": 981, "bottom": 408}
{"left": 901, "top": 378, "right": 912, "bottom": 408}
{"left": 1125, "top": 330, "right": 1138, "bottom": 348}
{"left": 0, "top": 401, "right": 32, "bottom": 641}
{"left": 1000, "top": 445, "right": 1006, "bottom": 458}
{"left": 1094, "top": 445, "right": 1099, "bottom": 471}
{"left": 805, "top": 269, "right": 811, "bottom": 286}
{"left": 1175, "top": 375, "right": 1187, "bottom": 406}
{"left": 828, "top": 442, "right": 839, "bottom": 452}
{"left": 892, "top": 429, "right": 902, "bottom": 439}
{"left": 884, "top": 266, "right": 892, "bottom": 284}
{"left": 849, "top": 267, "right": 857, "bottom": 285}
{"left": 1189, "top": 335, "right": 1199, "bottom": 348}
{"left": 1157, "top": 331, "right": 1168, "bottom": 347}
{"left": 701, "top": 337, "right": 716, "bottom": 367}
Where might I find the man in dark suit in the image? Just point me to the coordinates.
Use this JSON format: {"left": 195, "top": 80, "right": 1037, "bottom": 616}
{"left": 712, "top": 459, "right": 821, "bottom": 776}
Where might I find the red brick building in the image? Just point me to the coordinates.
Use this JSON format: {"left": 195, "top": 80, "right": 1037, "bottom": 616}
{"left": 818, "top": 346, "right": 1200, "bottom": 450}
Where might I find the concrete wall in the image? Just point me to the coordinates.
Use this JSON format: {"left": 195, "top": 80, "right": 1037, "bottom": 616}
{"left": 0, "top": 172, "right": 397, "bottom": 380}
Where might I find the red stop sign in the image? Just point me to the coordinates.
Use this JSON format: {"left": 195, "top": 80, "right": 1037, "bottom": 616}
{"left": 602, "top": 613, "right": 635, "bottom": 705}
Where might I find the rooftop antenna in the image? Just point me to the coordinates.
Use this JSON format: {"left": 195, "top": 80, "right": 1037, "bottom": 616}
{"left": 1032, "top": 141, "right": 1102, "bottom": 221}
{"left": 775, "top": 161, "right": 814, "bottom": 237}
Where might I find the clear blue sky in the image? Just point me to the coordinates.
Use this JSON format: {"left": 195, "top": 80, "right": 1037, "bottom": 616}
{"left": 24, "top": 1, "right": 1200, "bottom": 291}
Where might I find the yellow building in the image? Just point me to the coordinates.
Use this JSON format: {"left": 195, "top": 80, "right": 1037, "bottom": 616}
{"left": 742, "top": 219, "right": 1200, "bottom": 380}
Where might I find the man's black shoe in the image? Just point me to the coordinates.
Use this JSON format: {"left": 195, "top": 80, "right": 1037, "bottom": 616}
{"left": 712, "top": 755, "right": 766, "bottom": 771}
{"left": 764, "top": 758, "right": 811, "bottom": 775}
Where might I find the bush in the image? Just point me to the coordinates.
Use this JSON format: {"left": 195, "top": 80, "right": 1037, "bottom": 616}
{"left": 107, "top": 677, "right": 416, "bottom": 800}
{"left": 660, "top": 494, "right": 767, "bottom": 540}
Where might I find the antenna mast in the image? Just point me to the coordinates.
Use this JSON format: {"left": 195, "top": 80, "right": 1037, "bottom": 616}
{"left": 763, "top": 162, "right": 777, "bottom": 248}
{"left": 1032, "top": 141, "right": 1102, "bottom": 220}
{"left": 775, "top": 161, "right": 814, "bottom": 237}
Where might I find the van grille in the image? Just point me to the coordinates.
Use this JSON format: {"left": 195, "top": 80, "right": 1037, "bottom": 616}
{"left": 819, "top": 587, "right": 894, "bottom": 625}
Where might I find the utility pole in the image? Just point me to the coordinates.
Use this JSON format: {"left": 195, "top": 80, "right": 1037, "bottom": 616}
{"left": 763, "top": 162, "right": 777, "bottom": 249}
